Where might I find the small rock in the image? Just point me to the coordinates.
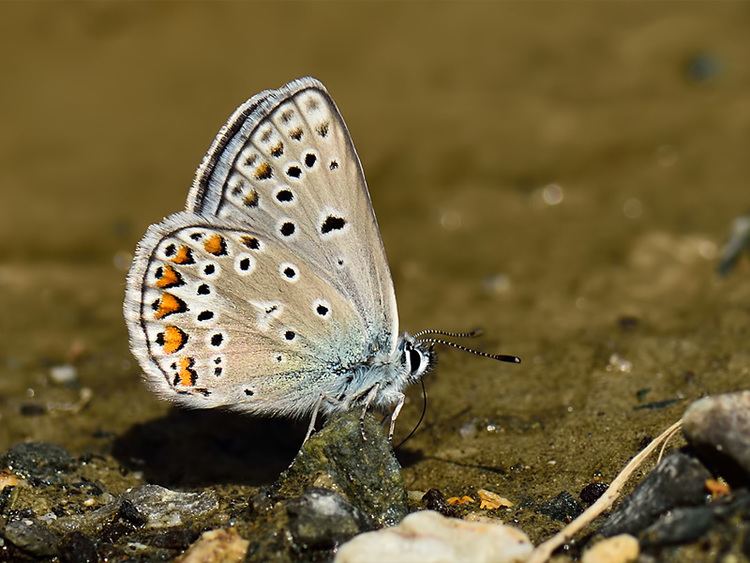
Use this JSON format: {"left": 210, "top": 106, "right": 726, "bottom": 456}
{"left": 19, "top": 403, "right": 47, "bottom": 417}
{"left": 140, "top": 528, "right": 198, "bottom": 550}
{"left": 178, "top": 528, "right": 249, "bottom": 563}
{"left": 334, "top": 510, "right": 532, "bottom": 563}
{"left": 0, "top": 442, "right": 75, "bottom": 485}
{"left": 49, "top": 364, "right": 78, "bottom": 384}
{"left": 447, "top": 495, "right": 475, "bottom": 506}
{"left": 245, "top": 411, "right": 409, "bottom": 562}
{"left": 123, "top": 484, "right": 219, "bottom": 528}
{"left": 684, "top": 52, "right": 722, "bottom": 83}
{"left": 538, "top": 491, "right": 583, "bottom": 522}
{"left": 48, "top": 500, "right": 120, "bottom": 536}
{"left": 277, "top": 411, "right": 408, "bottom": 529}
{"left": 640, "top": 506, "right": 715, "bottom": 547}
{"left": 477, "top": 489, "right": 513, "bottom": 510}
{"left": 118, "top": 498, "right": 147, "bottom": 527}
{"left": 407, "top": 490, "right": 426, "bottom": 504}
{"left": 600, "top": 453, "right": 711, "bottom": 537}
{"left": 422, "top": 488, "right": 456, "bottom": 517}
{"left": 2, "top": 518, "right": 60, "bottom": 557}
{"left": 580, "top": 482, "right": 609, "bottom": 506}
{"left": 58, "top": 531, "right": 98, "bottom": 563}
{"left": 682, "top": 391, "right": 750, "bottom": 477}
{"left": 717, "top": 216, "right": 750, "bottom": 276}
{"left": 581, "top": 534, "right": 639, "bottom": 563}
{"left": 0, "top": 470, "right": 23, "bottom": 490}
{"left": 606, "top": 353, "right": 632, "bottom": 373}
{"left": 287, "top": 488, "right": 364, "bottom": 549}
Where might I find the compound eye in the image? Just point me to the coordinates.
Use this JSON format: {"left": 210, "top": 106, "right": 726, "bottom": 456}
{"left": 408, "top": 349, "right": 422, "bottom": 374}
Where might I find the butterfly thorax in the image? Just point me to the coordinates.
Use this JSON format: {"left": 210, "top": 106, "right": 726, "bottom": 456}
{"left": 321, "top": 332, "right": 433, "bottom": 414}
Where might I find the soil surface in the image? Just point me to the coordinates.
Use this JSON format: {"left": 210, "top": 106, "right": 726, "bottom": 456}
{"left": 1, "top": 2, "right": 748, "bottom": 554}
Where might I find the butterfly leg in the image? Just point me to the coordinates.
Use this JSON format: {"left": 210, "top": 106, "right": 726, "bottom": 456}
{"left": 303, "top": 393, "right": 325, "bottom": 446}
{"left": 387, "top": 392, "right": 406, "bottom": 443}
{"left": 359, "top": 383, "right": 381, "bottom": 441}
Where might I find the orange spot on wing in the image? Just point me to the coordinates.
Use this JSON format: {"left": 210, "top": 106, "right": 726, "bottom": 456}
{"left": 255, "top": 162, "right": 272, "bottom": 180}
{"left": 162, "top": 326, "right": 188, "bottom": 354}
{"left": 244, "top": 190, "right": 259, "bottom": 207}
{"left": 176, "top": 357, "right": 197, "bottom": 386}
{"left": 240, "top": 235, "right": 260, "bottom": 249}
{"left": 204, "top": 234, "right": 226, "bottom": 256}
{"left": 156, "top": 265, "right": 183, "bottom": 289}
{"left": 270, "top": 142, "right": 284, "bottom": 158}
{"left": 171, "top": 245, "right": 194, "bottom": 265}
{"left": 154, "top": 293, "right": 187, "bottom": 319}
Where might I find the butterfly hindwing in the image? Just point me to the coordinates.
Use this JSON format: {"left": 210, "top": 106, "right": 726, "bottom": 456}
{"left": 187, "top": 77, "right": 398, "bottom": 357}
{"left": 124, "top": 212, "right": 371, "bottom": 417}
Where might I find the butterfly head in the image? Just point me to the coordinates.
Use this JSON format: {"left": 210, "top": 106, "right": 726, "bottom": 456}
{"left": 405, "top": 328, "right": 521, "bottom": 373}
{"left": 399, "top": 333, "right": 435, "bottom": 382}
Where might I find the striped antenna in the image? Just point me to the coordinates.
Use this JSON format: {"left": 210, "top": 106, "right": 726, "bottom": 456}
{"left": 419, "top": 338, "right": 521, "bottom": 364}
{"left": 413, "top": 328, "right": 483, "bottom": 339}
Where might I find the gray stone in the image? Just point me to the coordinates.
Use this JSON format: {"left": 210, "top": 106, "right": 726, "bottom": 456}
{"left": 0, "top": 442, "right": 74, "bottom": 485}
{"left": 599, "top": 453, "right": 711, "bottom": 537}
{"left": 537, "top": 491, "right": 584, "bottom": 522}
{"left": 682, "top": 391, "right": 750, "bottom": 477}
{"left": 246, "top": 411, "right": 410, "bottom": 561}
{"left": 276, "top": 410, "right": 408, "bottom": 529}
{"left": 2, "top": 518, "right": 60, "bottom": 557}
{"left": 122, "top": 484, "right": 219, "bottom": 528}
{"left": 640, "top": 506, "right": 715, "bottom": 547}
{"left": 287, "top": 487, "right": 365, "bottom": 549}
{"left": 58, "top": 531, "right": 99, "bottom": 563}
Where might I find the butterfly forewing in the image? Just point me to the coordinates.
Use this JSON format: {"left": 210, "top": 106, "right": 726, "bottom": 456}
{"left": 187, "top": 77, "right": 398, "bottom": 357}
{"left": 125, "top": 212, "right": 370, "bottom": 417}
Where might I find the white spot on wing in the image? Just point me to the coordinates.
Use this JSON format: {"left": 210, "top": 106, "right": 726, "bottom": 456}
{"left": 251, "top": 300, "right": 284, "bottom": 331}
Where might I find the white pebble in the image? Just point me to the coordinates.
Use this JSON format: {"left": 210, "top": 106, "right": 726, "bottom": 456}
{"left": 49, "top": 364, "right": 77, "bottom": 384}
{"left": 334, "top": 510, "right": 532, "bottom": 563}
{"left": 581, "top": 534, "right": 639, "bottom": 563}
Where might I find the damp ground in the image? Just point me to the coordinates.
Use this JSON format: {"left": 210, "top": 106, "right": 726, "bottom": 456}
{"left": 1, "top": 2, "right": 749, "bottom": 557}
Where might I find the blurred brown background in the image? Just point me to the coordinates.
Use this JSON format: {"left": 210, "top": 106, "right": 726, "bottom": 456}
{"left": 1, "top": 2, "right": 748, "bottom": 518}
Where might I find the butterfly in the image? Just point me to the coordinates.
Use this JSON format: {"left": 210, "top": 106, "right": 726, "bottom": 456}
{"left": 124, "top": 77, "right": 519, "bottom": 445}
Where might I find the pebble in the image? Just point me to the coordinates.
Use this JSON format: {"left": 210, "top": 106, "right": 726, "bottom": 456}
{"left": 278, "top": 410, "right": 408, "bottom": 529}
{"left": 2, "top": 518, "right": 60, "bottom": 557}
{"left": 717, "top": 215, "right": 750, "bottom": 276}
{"left": 579, "top": 482, "right": 609, "bottom": 506}
{"left": 286, "top": 488, "right": 364, "bottom": 549}
{"left": 581, "top": 534, "right": 639, "bottom": 563}
{"left": 58, "top": 531, "right": 98, "bottom": 563}
{"left": 0, "top": 470, "right": 23, "bottom": 490}
{"left": 684, "top": 52, "right": 722, "bottom": 83}
{"left": 49, "top": 364, "right": 78, "bottom": 385}
{"left": 178, "top": 528, "right": 248, "bottom": 563}
{"left": 537, "top": 491, "right": 583, "bottom": 522}
{"left": 245, "top": 411, "right": 410, "bottom": 561}
{"left": 640, "top": 506, "right": 715, "bottom": 547}
{"left": 123, "top": 484, "right": 219, "bottom": 528}
{"left": 682, "top": 391, "right": 750, "bottom": 477}
{"left": 0, "top": 442, "right": 74, "bottom": 485}
{"left": 421, "top": 488, "right": 456, "bottom": 517}
{"left": 334, "top": 510, "right": 532, "bottom": 563}
{"left": 599, "top": 453, "right": 711, "bottom": 537}
{"left": 477, "top": 489, "right": 513, "bottom": 510}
